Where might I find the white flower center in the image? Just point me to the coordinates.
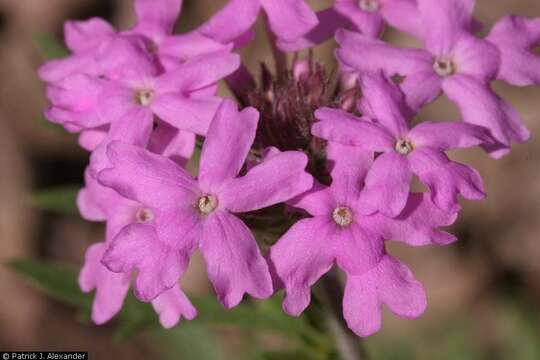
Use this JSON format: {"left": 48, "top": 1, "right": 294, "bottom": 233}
{"left": 136, "top": 89, "right": 154, "bottom": 106}
{"left": 433, "top": 59, "right": 455, "bottom": 77}
{"left": 395, "top": 139, "right": 414, "bottom": 155}
{"left": 135, "top": 208, "right": 155, "bottom": 223}
{"left": 197, "top": 195, "right": 218, "bottom": 215}
{"left": 333, "top": 206, "right": 354, "bottom": 227}
{"left": 359, "top": 0, "right": 380, "bottom": 12}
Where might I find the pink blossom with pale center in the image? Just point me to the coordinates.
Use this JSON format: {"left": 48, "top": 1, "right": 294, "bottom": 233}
{"left": 269, "top": 144, "right": 456, "bottom": 337}
{"left": 336, "top": 0, "right": 530, "bottom": 158}
{"left": 313, "top": 73, "right": 488, "bottom": 216}
{"left": 97, "top": 100, "right": 313, "bottom": 305}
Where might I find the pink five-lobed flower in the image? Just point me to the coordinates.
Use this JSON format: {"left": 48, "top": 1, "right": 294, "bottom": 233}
{"left": 269, "top": 143, "right": 457, "bottom": 337}
{"left": 336, "top": 0, "right": 530, "bottom": 158}
{"left": 199, "top": 0, "right": 318, "bottom": 49}
{"left": 312, "top": 73, "right": 487, "bottom": 217}
{"left": 278, "top": 0, "right": 421, "bottom": 51}
{"left": 46, "top": 48, "right": 240, "bottom": 176}
{"left": 97, "top": 100, "right": 313, "bottom": 306}
{"left": 487, "top": 15, "right": 540, "bottom": 86}
{"left": 78, "top": 170, "right": 196, "bottom": 328}
{"left": 38, "top": 0, "right": 230, "bottom": 83}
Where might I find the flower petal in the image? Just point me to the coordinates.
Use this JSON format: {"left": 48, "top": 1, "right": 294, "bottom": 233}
{"left": 78, "top": 127, "right": 108, "bottom": 152}
{"left": 64, "top": 18, "right": 115, "bottom": 52}
{"left": 452, "top": 35, "right": 500, "bottom": 81}
{"left": 335, "top": 223, "right": 385, "bottom": 276}
{"left": 269, "top": 217, "right": 335, "bottom": 316}
{"left": 277, "top": 8, "right": 347, "bottom": 51}
{"left": 148, "top": 122, "right": 196, "bottom": 167}
{"left": 199, "top": 101, "right": 259, "bottom": 192}
{"left": 134, "top": 0, "right": 183, "bottom": 39}
{"left": 261, "top": 0, "right": 319, "bottom": 42}
{"left": 199, "top": 0, "right": 261, "bottom": 44}
{"left": 369, "top": 193, "right": 458, "bottom": 246}
{"left": 151, "top": 285, "right": 197, "bottom": 328}
{"left": 313, "top": 108, "right": 395, "bottom": 151}
{"left": 155, "top": 51, "right": 240, "bottom": 93}
{"left": 343, "top": 255, "right": 426, "bottom": 337}
{"left": 400, "top": 71, "right": 442, "bottom": 111}
{"left": 417, "top": 161, "right": 485, "bottom": 213}
{"left": 409, "top": 121, "right": 491, "bottom": 150}
{"left": 442, "top": 74, "right": 530, "bottom": 157}
{"left": 487, "top": 16, "right": 540, "bottom": 86}
{"left": 336, "top": 29, "right": 433, "bottom": 76}
{"left": 357, "top": 152, "right": 412, "bottom": 217}
{"left": 160, "top": 32, "right": 232, "bottom": 62}
{"left": 326, "top": 142, "right": 373, "bottom": 205}
{"left": 381, "top": 0, "right": 422, "bottom": 37}
{"left": 287, "top": 181, "right": 335, "bottom": 217}
{"left": 103, "top": 224, "right": 190, "bottom": 301}
{"left": 89, "top": 108, "right": 154, "bottom": 176}
{"left": 79, "top": 243, "right": 131, "bottom": 325}
{"left": 98, "top": 141, "right": 199, "bottom": 208}
{"left": 417, "top": 0, "right": 475, "bottom": 55}
{"left": 152, "top": 95, "right": 221, "bottom": 136}
{"left": 220, "top": 150, "right": 313, "bottom": 213}
{"left": 334, "top": 2, "right": 384, "bottom": 38}
{"left": 358, "top": 72, "right": 410, "bottom": 137}
{"left": 200, "top": 211, "right": 273, "bottom": 308}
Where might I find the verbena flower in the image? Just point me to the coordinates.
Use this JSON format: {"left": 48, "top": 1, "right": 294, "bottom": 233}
{"left": 46, "top": 49, "right": 239, "bottom": 175}
{"left": 38, "top": 0, "right": 229, "bottom": 83}
{"left": 77, "top": 134, "right": 197, "bottom": 327}
{"left": 199, "top": 0, "right": 319, "bottom": 48}
{"left": 269, "top": 143, "right": 456, "bottom": 337}
{"left": 487, "top": 15, "right": 540, "bottom": 86}
{"left": 98, "top": 100, "right": 313, "bottom": 304}
{"left": 313, "top": 73, "right": 488, "bottom": 216}
{"left": 37, "top": 0, "right": 539, "bottom": 339}
{"left": 336, "top": 0, "right": 530, "bottom": 157}
{"left": 279, "top": 0, "right": 422, "bottom": 51}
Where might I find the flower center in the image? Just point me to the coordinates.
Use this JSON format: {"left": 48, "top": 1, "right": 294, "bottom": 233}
{"left": 395, "top": 139, "right": 414, "bottom": 155}
{"left": 358, "top": 0, "right": 380, "bottom": 12}
{"left": 333, "top": 206, "right": 354, "bottom": 227}
{"left": 433, "top": 59, "right": 455, "bottom": 77}
{"left": 136, "top": 89, "right": 154, "bottom": 106}
{"left": 135, "top": 208, "right": 155, "bottom": 223}
{"left": 197, "top": 195, "right": 218, "bottom": 215}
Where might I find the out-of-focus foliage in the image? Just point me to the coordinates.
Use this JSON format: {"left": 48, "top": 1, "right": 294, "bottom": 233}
{"left": 7, "top": 259, "right": 335, "bottom": 360}
{"left": 35, "top": 33, "right": 68, "bottom": 59}
{"left": 32, "top": 186, "right": 80, "bottom": 214}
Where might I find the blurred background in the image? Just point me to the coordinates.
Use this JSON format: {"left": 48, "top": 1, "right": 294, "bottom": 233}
{"left": 0, "top": 0, "right": 539, "bottom": 359}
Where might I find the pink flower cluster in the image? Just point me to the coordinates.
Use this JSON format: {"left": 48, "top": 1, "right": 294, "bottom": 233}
{"left": 39, "top": 0, "right": 538, "bottom": 336}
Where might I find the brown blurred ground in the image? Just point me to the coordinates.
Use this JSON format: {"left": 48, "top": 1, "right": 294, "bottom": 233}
{"left": 0, "top": 0, "right": 539, "bottom": 358}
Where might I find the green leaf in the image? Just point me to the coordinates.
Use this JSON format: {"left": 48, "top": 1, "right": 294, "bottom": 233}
{"left": 6, "top": 258, "right": 328, "bottom": 353}
{"left": 153, "top": 325, "right": 226, "bottom": 360}
{"left": 33, "top": 186, "right": 80, "bottom": 214}
{"left": 35, "top": 33, "right": 68, "bottom": 59}
{"left": 6, "top": 259, "right": 91, "bottom": 310}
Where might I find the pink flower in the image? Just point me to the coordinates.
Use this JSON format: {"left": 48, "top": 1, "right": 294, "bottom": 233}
{"left": 199, "top": 0, "right": 318, "bottom": 49}
{"left": 487, "top": 15, "right": 540, "bottom": 86}
{"left": 38, "top": 0, "right": 229, "bottom": 82}
{"left": 78, "top": 170, "right": 196, "bottom": 328}
{"left": 313, "top": 73, "right": 487, "bottom": 216}
{"left": 46, "top": 49, "right": 239, "bottom": 175}
{"left": 79, "top": 242, "right": 196, "bottom": 328}
{"left": 336, "top": 0, "right": 530, "bottom": 157}
{"left": 269, "top": 144, "right": 456, "bottom": 337}
{"left": 279, "top": 0, "right": 421, "bottom": 51}
{"left": 98, "top": 100, "right": 313, "bottom": 305}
